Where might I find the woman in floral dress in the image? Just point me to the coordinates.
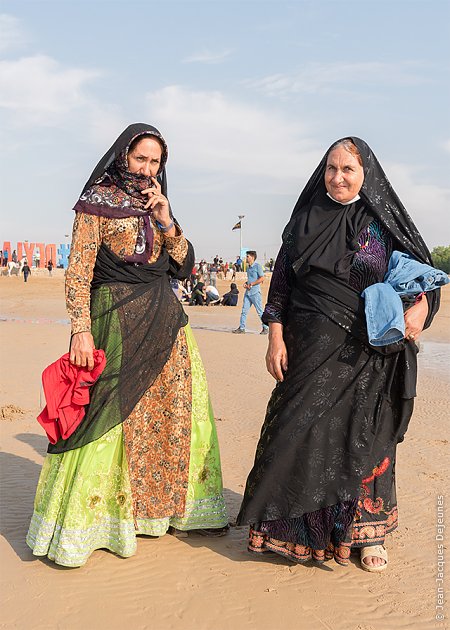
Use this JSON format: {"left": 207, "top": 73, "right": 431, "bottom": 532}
{"left": 27, "top": 123, "right": 228, "bottom": 567}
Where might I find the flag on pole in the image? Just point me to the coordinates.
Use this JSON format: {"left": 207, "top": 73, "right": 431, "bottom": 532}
{"left": 232, "top": 221, "right": 241, "bottom": 231}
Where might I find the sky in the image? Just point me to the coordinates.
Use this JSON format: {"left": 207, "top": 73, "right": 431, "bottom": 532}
{"left": 1, "top": 0, "right": 449, "bottom": 261}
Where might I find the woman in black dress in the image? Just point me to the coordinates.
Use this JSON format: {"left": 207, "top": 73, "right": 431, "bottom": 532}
{"left": 237, "top": 137, "right": 440, "bottom": 572}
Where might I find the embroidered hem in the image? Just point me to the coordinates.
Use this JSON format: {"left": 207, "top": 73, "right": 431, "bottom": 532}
{"left": 27, "top": 495, "right": 228, "bottom": 567}
{"left": 350, "top": 506, "right": 398, "bottom": 547}
{"left": 248, "top": 528, "right": 352, "bottom": 566}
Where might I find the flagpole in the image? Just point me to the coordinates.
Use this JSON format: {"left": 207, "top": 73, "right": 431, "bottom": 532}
{"left": 238, "top": 215, "right": 245, "bottom": 258}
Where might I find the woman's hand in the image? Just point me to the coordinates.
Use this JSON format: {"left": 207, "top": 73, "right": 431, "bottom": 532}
{"left": 265, "top": 323, "right": 288, "bottom": 381}
{"left": 141, "top": 176, "right": 170, "bottom": 216}
{"left": 70, "top": 331, "right": 95, "bottom": 370}
{"left": 404, "top": 295, "right": 429, "bottom": 342}
{"left": 141, "top": 177, "right": 176, "bottom": 237}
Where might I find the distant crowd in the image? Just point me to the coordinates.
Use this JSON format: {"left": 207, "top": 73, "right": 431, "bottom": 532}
{"left": 1, "top": 249, "right": 54, "bottom": 281}
{"left": 171, "top": 254, "right": 243, "bottom": 306}
{"left": 170, "top": 252, "right": 275, "bottom": 312}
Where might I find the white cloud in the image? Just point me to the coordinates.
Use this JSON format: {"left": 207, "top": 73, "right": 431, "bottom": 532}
{"left": 0, "top": 54, "right": 100, "bottom": 123}
{"left": 145, "top": 85, "right": 321, "bottom": 187}
{"left": 0, "top": 14, "right": 27, "bottom": 52}
{"left": 443, "top": 139, "right": 450, "bottom": 154}
{"left": 182, "top": 49, "right": 233, "bottom": 64}
{"left": 385, "top": 162, "right": 450, "bottom": 247}
{"left": 83, "top": 102, "right": 128, "bottom": 150}
{"left": 244, "top": 61, "right": 430, "bottom": 97}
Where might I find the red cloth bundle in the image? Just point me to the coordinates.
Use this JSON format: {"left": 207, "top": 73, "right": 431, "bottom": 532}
{"left": 37, "top": 350, "right": 106, "bottom": 444}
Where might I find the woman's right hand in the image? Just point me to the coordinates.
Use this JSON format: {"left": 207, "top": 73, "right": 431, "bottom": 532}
{"left": 265, "top": 323, "right": 288, "bottom": 381}
{"left": 70, "top": 331, "right": 95, "bottom": 370}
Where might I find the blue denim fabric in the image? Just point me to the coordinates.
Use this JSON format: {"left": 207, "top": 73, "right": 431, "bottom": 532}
{"left": 386, "top": 251, "right": 449, "bottom": 294}
{"left": 239, "top": 291, "right": 268, "bottom": 330}
{"left": 362, "top": 251, "right": 449, "bottom": 346}
{"left": 362, "top": 283, "right": 406, "bottom": 346}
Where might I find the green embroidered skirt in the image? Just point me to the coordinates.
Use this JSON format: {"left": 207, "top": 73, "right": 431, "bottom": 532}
{"left": 26, "top": 324, "right": 228, "bottom": 567}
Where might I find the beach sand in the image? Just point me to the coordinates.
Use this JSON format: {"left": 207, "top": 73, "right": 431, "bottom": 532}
{"left": 1, "top": 273, "right": 449, "bottom": 630}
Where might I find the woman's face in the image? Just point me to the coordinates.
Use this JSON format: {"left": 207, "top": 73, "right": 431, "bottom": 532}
{"left": 127, "top": 137, "right": 163, "bottom": 177}
{"left": 324, "top": 146, "right": 364, "bottom": 203}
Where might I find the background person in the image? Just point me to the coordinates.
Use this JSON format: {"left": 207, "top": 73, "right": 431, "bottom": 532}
{"left": 233, "top": 251, "right": 268, "bottom": 334}
{"left": 221, "top": 282, "right": 239, "bottom": 306}
{"left": 189, "top": 275, "right": 207, "bottom": 305}
{"left": 22, "top": 262, "right": 31, "bottom": 282}
{"left": 209, "top": 263, "right": 218, "bottom": 287}
{"left": 205, "top": 284, "right": 220, "bottom": 305}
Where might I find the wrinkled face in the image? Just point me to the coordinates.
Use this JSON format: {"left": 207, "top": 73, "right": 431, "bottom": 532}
{"left": 127, "top": 137, "right": 163, "bottom": 177}
{"left": 324, "top": 146, "right": 364, "bottom": 203}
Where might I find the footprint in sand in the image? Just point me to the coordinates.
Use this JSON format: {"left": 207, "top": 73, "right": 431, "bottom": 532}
{"left": 0, "top": 404, "right": 25, "bottom": 421}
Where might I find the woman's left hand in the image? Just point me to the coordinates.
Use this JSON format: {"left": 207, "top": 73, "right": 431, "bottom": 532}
{"left": 141, "top": 176, "right": 170, "bottom": 222}
{"left": 404, "top": 295, "right": 429, "bottom": 342}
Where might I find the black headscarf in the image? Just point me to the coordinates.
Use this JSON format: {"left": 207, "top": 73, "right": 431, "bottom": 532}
{"left": 79, "top": 122, "right": 168, "bottom": 206}
{"left": 283, "top": 136, "right": 434, "bottom": 281}
{"left": 73, "top": 123, "right": 184, "bottom": 265}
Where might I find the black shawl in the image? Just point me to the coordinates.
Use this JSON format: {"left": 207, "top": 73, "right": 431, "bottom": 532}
{"left": 283, "top": 136, "right": 439, "bottom": 326}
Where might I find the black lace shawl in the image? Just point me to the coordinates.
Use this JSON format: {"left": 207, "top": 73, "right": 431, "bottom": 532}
{"left": 48, "top": 243, "right": 192, "bottom": 454}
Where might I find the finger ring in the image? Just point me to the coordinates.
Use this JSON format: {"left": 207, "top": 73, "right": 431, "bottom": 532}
{"left": 408, "top": 333, "right": 415, "bottom": 340}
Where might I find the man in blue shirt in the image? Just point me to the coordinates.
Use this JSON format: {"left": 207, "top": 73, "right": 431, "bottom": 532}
{"left": 233, "top": 251, "right": 268, "bottom": 335}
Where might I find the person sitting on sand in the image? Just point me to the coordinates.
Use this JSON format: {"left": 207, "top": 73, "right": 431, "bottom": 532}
{"left": 220, "top": 282, "right": 239, "bottom": 306}
{"left": 189, "top": 275, "right": 207, "bottom": 305}
{"left": 205, "top": 284, "right": 220, "bottom": 305}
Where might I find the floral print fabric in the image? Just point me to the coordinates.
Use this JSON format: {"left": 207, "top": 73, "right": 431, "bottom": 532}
{"left": 66, "top": 212, "right": 188, "bottom": 333}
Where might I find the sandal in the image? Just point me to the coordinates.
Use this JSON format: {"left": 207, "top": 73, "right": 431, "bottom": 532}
{"left": 191, "top": 525, "right": 230, "bottom": 537}
{"left": 168, "top": 525, "right": 230, "bottom": 538}
{"left": 360, "top": 545, "right": 388, "bottom": 573}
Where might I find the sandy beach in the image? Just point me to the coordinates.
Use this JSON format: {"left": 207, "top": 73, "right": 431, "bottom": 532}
{"left": 1, "top": 272, "right": 448, "bottom": 630}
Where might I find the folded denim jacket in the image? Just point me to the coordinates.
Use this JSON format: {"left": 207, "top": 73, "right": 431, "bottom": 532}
{"left": 361, "top": 251, "right": 449, "bottom": 346}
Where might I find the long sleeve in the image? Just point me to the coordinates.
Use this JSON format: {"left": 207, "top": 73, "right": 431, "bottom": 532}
{"left": 262, "top": 243, "right": 293, "bottom": 325}
{"left": 65, "top": 212, "right": 101, "bottom": 334}
{"left": 161, "top": 225, "right": 188, "bottom": 265}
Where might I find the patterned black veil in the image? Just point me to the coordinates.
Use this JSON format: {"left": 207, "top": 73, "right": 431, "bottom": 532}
{"left": 283, "top": 136, "right": 433, "bottom": 272}
{"left": 82, "top": 123, "right": 169, "bottom": 198}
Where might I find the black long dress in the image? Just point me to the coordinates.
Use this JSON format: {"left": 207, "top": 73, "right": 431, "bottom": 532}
{"left": 236, "top": 137, "right": 440, "bottom": 566}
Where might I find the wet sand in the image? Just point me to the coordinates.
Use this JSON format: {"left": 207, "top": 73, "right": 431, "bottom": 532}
{"left": 0, "top": 273, "right": 449, "bottom": 630}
